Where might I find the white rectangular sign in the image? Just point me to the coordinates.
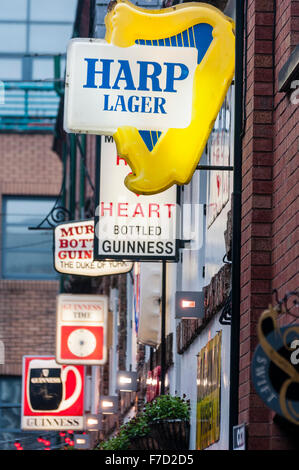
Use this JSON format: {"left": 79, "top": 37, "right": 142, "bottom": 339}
{"left": 94, "top": 136, "right": 179, "bottom": 261}
{"left": 54, "top": 219, "right": 133, "bottom": 276}
{"left": 56, "top": 294, "right": 108, "bottom": 365}
{"left": 64, "top": 38, "right": 197, "bottom": 134}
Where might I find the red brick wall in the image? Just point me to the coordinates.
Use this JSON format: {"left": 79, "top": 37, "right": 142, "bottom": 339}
{"left": 0, "top": 134, "right": 62, "bottom": 375}
{"left": 239, "top": 0, "right": 299, "bottom": 450}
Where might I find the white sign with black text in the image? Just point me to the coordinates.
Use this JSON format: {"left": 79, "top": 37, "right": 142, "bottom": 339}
{"left": 94, "top": 137, "right": 178, "bottom": 261}
{"left": 54, "top": 219, "right": 133, "bottom": 276}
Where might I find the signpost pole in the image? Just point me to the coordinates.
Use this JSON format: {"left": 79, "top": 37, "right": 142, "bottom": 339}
{"left": 160, "top": 260, "right": 167, "bottom": 395}
{"left": 229, "top": 0, "right": 244, "bottom": 451}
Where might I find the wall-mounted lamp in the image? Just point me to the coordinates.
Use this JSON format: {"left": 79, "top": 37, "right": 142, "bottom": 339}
{"left": 74, "top": 433, "right": 91, "bottom": 449}
{"left": 175, "top": 291, "right": 204, "bottom": 319}
{"left": 84, "top": 414, "right": 102, "bottom": 431}
{"left": 98, "top": 395, "right": 118, "bottom": 415}
{"left": 116, "top": 371, "right": 138, "bottom": 392}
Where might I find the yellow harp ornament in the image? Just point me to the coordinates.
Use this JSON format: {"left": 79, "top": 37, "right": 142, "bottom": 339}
{"left": 104, "top": 0, "right": 235, "bottom": 195}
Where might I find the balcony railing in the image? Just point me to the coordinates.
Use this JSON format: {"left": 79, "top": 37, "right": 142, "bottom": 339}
{"left": 0, "top": 80, "right": 62, "bottom": 132}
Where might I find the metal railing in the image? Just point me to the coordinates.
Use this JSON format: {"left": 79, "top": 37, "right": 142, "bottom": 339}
{"left": 0, "top": 55, "right": 65, "bottom": 132}
{"left": 0, "top": 80, "right": 61, "bottom": 132}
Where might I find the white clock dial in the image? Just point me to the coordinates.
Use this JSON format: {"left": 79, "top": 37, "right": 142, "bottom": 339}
{"left": 67, "top": 329, "right": 97, "bottom": 357}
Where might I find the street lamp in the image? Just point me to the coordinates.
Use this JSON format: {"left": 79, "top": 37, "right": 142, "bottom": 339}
{"left": 99, "top": 395, "right": 118, "bottom": 414}
{"left": 74, "top": 433, "right": 91, "bottom": 449}
{"left": 175, "top": 291, "right": 204, "bottom": 319}
{"left": 84, "top": 414, "right": 102, "bottom": 431}
{"left": 116, "top": 371, "right": 138, "bottom": 392}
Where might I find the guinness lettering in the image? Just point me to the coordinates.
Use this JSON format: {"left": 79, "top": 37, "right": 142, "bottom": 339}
{"left": 31, "top": 378, "right": 61, "bottom": 384}
{"left": 25, "top": 417, "right": 83, "bottom": 429}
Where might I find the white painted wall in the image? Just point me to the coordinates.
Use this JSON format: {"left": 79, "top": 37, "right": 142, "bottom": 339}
{"left": 179, "top": 313, "right": 231, "bottom": 450}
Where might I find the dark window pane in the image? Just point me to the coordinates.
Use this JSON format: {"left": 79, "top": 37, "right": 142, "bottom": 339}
{"left": 2, "top": 197, "right": 58, "bottom": 279}
{"left": 0, "top": 407, "right": 21, "bottom": 430}
{"left": 0, "top": 377, "right": 21, "bottom": 405}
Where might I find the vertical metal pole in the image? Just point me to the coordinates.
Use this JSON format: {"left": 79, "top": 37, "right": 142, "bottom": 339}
{"left": 59, "top": 140, "right": 68, "bottom": 294}
{"left": 160, "top": 260, "right": 167, "bottom": 395}
{"left": 229, "top": 0, "right": 244, "bottom": 450}
{"left": 79, "top": 134, "right": 86, "bottom": 219}
{"left": 69, "top": 134, "right": 77, "bottom": 220}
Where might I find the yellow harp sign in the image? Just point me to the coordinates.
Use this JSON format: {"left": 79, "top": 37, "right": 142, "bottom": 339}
{"left": 107, "top": 1, "right": 235, "bottom": 195}
{"left": 66, "top": 1, "right": 235, "bottom": 195}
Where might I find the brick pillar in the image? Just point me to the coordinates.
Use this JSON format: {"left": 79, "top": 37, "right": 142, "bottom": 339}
{"left": 239, "top": 0, "right": 299, "bottom": 450}
{"left": 239, "top": 0, "right": 275, "bottom": 451}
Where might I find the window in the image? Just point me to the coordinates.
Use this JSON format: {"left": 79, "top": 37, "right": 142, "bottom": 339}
{"left": 29, "top": 24, "right": 74, "bottom": 54}
{"left": 2, "top": 196, "right": 58, "bottom": 280}
{"left": 0, "top": 375, "right": 59, "bottom": 450}
{"left": 0, "top": 0, "right": 77, "bottom": 80}
{"left": 0, "top": 376, "right": 22, "bottom": 450}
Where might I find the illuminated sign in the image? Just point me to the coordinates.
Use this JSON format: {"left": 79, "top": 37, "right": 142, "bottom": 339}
{"left": 252, "top": 306, "right": 299, "bottom": 426}
{"left": 196, "top": 331, "right": 222, "bottom": 450}
{"left": 94, "top": 136, "right": 178, "bottom": 261}
{"left": 207, "top": 88, "right": 232, "bottom": 227}
{"left": 146, "top": 366, "right": 161, "bottom": 402}
{"left": 64, "top": 40, "right": 197, "bottom": 133}
{"left": 64, "top": 0, "right": 235, "bottom": 195}
{"left": 21, "top": 356, "right": 85, "bottom": 431}
{"left": 56, "top": 294, "right": 108, "bottom": 366}
{"left": 54, "top": 219, "right": 133, "bottom": 276}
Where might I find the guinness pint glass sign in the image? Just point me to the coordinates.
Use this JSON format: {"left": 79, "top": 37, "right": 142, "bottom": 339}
{"left": 22, "top": 356, "right": 85, "bottom": 431}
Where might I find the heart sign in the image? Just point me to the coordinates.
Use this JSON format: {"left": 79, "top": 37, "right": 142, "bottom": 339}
{"left": 105, "top": 0, "right": 235, "bottom": 194}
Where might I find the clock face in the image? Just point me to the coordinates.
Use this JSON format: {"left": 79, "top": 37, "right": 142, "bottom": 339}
{"left": 67, "top": 328, "right": 97, "bottom": 357}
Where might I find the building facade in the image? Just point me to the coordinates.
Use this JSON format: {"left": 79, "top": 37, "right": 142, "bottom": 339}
{"left": 0, "top": 0, "right": 77, "bottom": 450}
{"left": 0, "top": 0, "right": 298, "bottom": 452}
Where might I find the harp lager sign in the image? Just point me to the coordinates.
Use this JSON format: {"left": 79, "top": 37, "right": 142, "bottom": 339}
{"left": 64, "top": 39, "right": 197, "bottom": 132}
{"left": 63, "top": 1, "right": 235, "bottom": 196}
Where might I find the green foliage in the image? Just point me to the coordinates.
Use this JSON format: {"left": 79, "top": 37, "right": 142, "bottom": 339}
{"left": 98, "top": 431, "right": 130, "bottom": 451}
{"left": 120, "top": 414, "right": 150, "bottom": 439}
{"left": 143, "top": 394, "right": 190, "bottom": 422}
{"left": 98, "top": 394, "right": 190, "bottom": 450}
{"left": 98, "top": 414, "right": 150, "bottom": 450}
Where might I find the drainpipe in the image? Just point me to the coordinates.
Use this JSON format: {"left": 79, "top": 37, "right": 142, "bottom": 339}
{"left": 229, "top": 0, "right": 244, "bottom": 450}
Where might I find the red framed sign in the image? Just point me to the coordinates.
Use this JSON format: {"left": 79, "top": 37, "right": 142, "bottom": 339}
{"left": 21, "top": 356, "right": 85, "bottom": 431}
{"left": 56, "top": 294, "right": 108, "bottom": 365}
